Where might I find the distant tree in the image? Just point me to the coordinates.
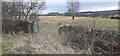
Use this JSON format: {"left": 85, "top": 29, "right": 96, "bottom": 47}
{"left": 67, "top": 0, "right": 80, "bottom": 20}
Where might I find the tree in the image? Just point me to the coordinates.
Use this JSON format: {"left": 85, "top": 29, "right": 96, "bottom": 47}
{"left": 22, "top": 1, "right": 46, "bottom": 32}
{"left": 67, "top": 0, "right": 80, "bottom": 20}
{"left": 2, "top": 1, "right": 46, "bottom": 34}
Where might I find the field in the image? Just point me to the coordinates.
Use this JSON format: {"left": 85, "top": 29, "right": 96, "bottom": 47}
{"left": 2, "top": 16, "right": 119, "bottom": 54}
{"left": 40, "top": 16, "right": 118, "bottom": 30}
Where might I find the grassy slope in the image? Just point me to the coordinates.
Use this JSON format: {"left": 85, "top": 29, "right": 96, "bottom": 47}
{"left": 2, "top": 35, "right": 26, "bottom": 54}
{"left": 2, "top": 16, "right": 119, "bottom": 54}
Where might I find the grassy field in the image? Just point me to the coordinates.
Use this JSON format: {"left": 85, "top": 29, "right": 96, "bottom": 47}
{"left": 2, "top": 16, "right": 119, "bottom": 54}
{"left": 39, "top": 16, "right": 118, "bottom": 30}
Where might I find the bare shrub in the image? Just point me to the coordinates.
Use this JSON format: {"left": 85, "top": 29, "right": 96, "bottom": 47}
{"left": 59, "top": 25, "right": 120, "bottom": 54}
{"left": 2, "top": 19, "right": 33, "bottom": 35}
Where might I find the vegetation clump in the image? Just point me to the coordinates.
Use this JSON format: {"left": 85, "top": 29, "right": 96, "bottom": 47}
{"left": 59, "top": 25, "right": 120, "bottom": 54}
{"left": 2, "top": 19, "right": 34, "bottom": 35}
{"left": 110, "top": 16, "right": 120, "bottom": 19}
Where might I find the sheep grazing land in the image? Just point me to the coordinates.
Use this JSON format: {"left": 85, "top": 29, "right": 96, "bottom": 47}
{"left": 2, "top": 16, "right": 120, "bottom": 54}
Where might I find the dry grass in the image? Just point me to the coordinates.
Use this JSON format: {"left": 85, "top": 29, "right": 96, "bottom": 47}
{"left": 2, "top": 16, "right": 119, "bottom": 54}
{"left": 40, "top": 16, "right": 118, "bottom": 30}
{"left": 2, "top": 35, "right": 26, "bottom": 54}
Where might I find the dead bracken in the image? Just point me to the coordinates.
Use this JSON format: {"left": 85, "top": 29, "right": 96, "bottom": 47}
{"left": 59, "top": 25, "right": 120, "bottom": 54}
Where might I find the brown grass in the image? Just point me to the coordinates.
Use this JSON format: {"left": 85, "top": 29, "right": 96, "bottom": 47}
{"left": 39, "top": 16, "right": 118, "bottom": 30}
{"left": 2, "top": 16, "right": 119, "bottom": 54}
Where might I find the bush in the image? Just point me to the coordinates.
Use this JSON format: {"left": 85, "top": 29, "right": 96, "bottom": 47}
{"left": 110, "top": 16, "right": 120, "bottom": 19}
{"left": 59, "top": 25, "right": 120, "bottom": 54}
{"left": 2, "top": 19, "right": 34, "bottom": 34}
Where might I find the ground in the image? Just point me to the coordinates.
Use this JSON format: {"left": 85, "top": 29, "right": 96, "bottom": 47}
{"left": 2, "top": 16, "right": 119, "bottom": 54}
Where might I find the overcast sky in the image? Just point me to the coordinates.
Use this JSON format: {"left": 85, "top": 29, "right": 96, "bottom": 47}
{"left": 2, "top": 0, "right": 119, "bottom": 14}
{"left": 42, "top": 0, "right": 119, "bottom": 14}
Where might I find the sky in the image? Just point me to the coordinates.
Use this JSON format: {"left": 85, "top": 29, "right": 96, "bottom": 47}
{"left": 43, "top": 0, "right": 119, "bottom": 14}
{"left": 2, "top": 0, "right": 119, "bottom": 14}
